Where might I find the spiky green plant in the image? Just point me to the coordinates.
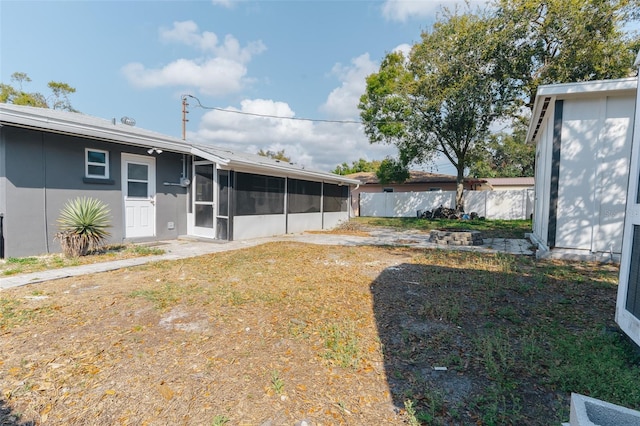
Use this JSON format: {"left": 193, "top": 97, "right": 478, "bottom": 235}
{"left": 55, "top": 197, "right": 111, "bottom": 257}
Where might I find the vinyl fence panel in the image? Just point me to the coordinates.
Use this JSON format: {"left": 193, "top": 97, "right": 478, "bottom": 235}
{"left": 359, "top": 190, "right": 533, "bottom": 219}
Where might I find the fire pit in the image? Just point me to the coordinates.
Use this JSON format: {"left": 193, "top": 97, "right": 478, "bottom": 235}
{"left": 429, "top": 229, "right": 484, "bottom": 246}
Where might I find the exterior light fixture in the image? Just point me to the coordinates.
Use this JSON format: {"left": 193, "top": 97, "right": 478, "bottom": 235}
{"left": 147, "top": 148, "right": 163, "bottom": 154}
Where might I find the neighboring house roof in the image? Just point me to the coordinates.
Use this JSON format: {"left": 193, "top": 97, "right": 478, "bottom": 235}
{"left": 526, "top": 77, "right": 637, "bottom": 145}
{"left": 482, "top": 177, "right": 534, "bottom": 188}
{"left": 347, "top": 171, "right": 485, "bottom": 185}
{"left": 0, "top": 103, "right": 360, "bottom": 186}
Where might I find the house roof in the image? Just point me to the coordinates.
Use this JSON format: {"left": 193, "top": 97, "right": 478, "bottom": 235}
{"left": 346, "top": 170, "right": 484, "bottom": 185}
{"left": 482, "top": 177, "right": 534, "bottom": 187}
{"left": 526, "top": 77, "right": 637, "bottom": 145}
{"left": 0, "top": 103, "right": 360, "bottom": 185}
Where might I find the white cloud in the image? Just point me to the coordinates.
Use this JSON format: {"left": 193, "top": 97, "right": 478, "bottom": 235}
{"left": 381, "top": 0, "right": 490, "bottom": 22}
{"left": 211, "top": 0, "right": 234, "bottom": 8}
{"left": 122, "top": 21, "right": 265, "bottom": 96}
{"left": 320, "top": 53, "right": 378, "bottom": 120}
{"left": 190, "top": 98, "right": 398, "bottom": 172}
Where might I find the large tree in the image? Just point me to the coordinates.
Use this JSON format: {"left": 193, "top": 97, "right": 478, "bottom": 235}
{"left": 494, "top": 0, "right": 640, "bottom": 110}
{"left": 468, "top": 118, "right": 535, "bottom": 178}
{"left": 0, "top": 72, "right": 77, "bottom": 111}
{"left": 360, "top": 9, "right": 517, "bottom": 211}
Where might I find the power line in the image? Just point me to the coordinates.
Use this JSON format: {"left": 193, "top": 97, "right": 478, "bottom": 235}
{"left": 182, "top": 94, "right": 363, "bottom": 124}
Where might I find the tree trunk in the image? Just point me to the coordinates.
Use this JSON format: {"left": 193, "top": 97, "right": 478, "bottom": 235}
{"left": 455, "top": 167, "right": 465, "bottom": 212}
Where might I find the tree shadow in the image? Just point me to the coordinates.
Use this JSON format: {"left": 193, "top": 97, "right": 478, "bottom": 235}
{"left": 370, "top": 262, "right": 481, "bottom": 423}
{"left": 368, "top": 259, "right": 618, "bottom": 425}
{"left": 0, "top": 399, "right": 34, "bottom": 426}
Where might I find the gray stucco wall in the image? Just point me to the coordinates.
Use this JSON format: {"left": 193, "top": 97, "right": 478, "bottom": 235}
{"left": 2, "top": 125, "right": 187, "bottom": 258}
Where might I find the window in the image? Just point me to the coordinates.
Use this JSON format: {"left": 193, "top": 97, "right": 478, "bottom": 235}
{"left": 86, "top": 149, "right": 109, "bottom": 179}
{"left": 323, "top": 183, "right": 348, "bottom": 212}
{"left": 383, "top": 187, "right": 394, "bottom": 193}
{"left": 235, "top": 172, "right": 285, "bottom": 216}
{"left": 288, "top": 179, "right": 321, "bottom": 213}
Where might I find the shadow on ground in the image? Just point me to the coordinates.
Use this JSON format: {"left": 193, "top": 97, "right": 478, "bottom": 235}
{"left": 0, "top": 399, "right": 34, "bottom": 426}
{"left": 370, "top": 261, "right": 571, "bottom": 425}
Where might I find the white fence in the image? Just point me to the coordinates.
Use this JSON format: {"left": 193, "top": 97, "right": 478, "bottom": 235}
{"left": 359, "top": 189, "right": 534, "bottom": 220}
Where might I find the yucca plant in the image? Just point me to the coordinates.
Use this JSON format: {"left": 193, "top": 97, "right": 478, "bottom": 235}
{"left": 55, "top": 197, "right": 111, "bottom": 257}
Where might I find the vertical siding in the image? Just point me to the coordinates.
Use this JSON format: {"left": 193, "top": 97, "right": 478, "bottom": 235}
{"left": 592, "top": 95, "right": 634, "bottom": 253}
{"left": 555, "top": 99, "right": 600, "bottom": 250}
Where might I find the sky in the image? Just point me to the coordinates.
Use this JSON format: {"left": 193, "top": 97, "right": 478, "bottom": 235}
{"left": 1, "top": 0, "right": 486, "bottom": 174}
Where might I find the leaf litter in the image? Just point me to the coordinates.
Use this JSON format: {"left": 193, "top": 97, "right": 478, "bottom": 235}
{"left": 0, "top": 241, "right": 626, "bottom": 425}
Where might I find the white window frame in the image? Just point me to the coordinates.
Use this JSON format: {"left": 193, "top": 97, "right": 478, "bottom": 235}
{"left": 85, "top": 148, "right": 110, "bottom": 179}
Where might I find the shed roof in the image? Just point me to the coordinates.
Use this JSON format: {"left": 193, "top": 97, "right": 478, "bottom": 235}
{"left": 526, "top": 77, "right": 637, "bottom": 145}
{"left": 0, "top": 103, "right": 360, "bottom": 185}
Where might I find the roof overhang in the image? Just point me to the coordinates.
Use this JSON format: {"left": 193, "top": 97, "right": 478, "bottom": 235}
{"left": 1, "top": 104, "right": 361, "bottom": 186}
{"left": 0, "top": 104, "right": 192, "bottom": 154}
{"left": 526, "top": 77, "right": 638, "bottom": 144}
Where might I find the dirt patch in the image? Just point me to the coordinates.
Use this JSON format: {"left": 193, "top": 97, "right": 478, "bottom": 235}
{"left": 0, "top": 242, "right": 626, "bottom": 425}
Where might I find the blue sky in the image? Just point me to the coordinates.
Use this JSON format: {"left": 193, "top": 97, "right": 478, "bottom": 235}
{"left": 1, "top": 0, "right": 475, "bottom": 173}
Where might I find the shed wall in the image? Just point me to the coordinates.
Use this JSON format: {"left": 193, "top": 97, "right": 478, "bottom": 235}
{"left": 555, "top": 95, "right": 633, "bottom": 253}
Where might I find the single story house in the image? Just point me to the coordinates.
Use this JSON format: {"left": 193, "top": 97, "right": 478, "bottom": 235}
{"left": 0, "top": 103, "right": 360, "bottom": 258}
{"left": 526, "top": 77, "right": 637, "bottom": 261}
{"left": 346, "top": 171, "right": 485, "bottom": 216}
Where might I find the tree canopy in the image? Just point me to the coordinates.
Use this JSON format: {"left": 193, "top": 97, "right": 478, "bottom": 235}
{"left": 257, "top": 149, "right": 291, "bottom": 162}
{"left": 360, "top": 9, "right": 515, "bottom": 210}
{"left": 468, "top": 119, "right": 535, "bottom": 178}
{"left": 359, "top": 1, "right": 639, "bottom": 209}
{"left": 494, "top": 0, "right": 640, "bottom": 109}
{"left": 375, "top": 157, "right": 410, "bottom": 184}
{"left": 1, "top": 72, "right": 77, "bottom": 111}
{"left": 332, "top": 158, "right": 381, "bottom": 175}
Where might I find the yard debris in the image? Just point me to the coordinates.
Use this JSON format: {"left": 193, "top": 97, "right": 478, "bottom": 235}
{"left": 417, "top": 205, "right": 483, "bottom": 220}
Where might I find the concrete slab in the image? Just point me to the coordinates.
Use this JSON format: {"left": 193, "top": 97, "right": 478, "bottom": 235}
{"left": 569, "top": 393, "right": 640, "bottom": 426}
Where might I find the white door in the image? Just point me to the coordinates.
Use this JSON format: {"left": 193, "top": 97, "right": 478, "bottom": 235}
{"left": 122, "top": 153, "right": 156, "bottom": 238}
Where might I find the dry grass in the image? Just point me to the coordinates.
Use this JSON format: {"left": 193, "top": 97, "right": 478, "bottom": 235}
{"left": 0, "top": 245, "right": 164, "bottom": 277}
{"left": 0, "top": 241, "right": 632, "bottom": 425}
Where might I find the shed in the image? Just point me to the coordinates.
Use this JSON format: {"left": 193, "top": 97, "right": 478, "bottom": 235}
{"left": 0, "top": 104, "right": 360, "bottom": 258}
{"left": 526, "top": 77, "right": 637, "bottom": 261}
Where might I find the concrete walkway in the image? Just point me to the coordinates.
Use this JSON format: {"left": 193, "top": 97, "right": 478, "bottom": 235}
{"left": 0, "top": 230, "right": 534, "bottom": 290}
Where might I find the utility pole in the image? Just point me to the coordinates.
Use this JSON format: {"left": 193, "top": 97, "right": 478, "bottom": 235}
{"left": 181, "top": 95, "right": 189, "bottom": 140}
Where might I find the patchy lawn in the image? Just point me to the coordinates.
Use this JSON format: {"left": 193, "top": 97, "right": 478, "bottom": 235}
{"left": 354, "top": 217, "right": 532, "bottom": 239}
{"left": 0, "top": 245, "right": 165, "bottom": 277}
{"left": 0, "top": 239, "right": 637, "bottom": 425}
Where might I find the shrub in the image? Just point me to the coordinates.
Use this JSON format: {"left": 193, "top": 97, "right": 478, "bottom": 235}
{"left": 55, "top": 197, "right": 111, "bottom": 257}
